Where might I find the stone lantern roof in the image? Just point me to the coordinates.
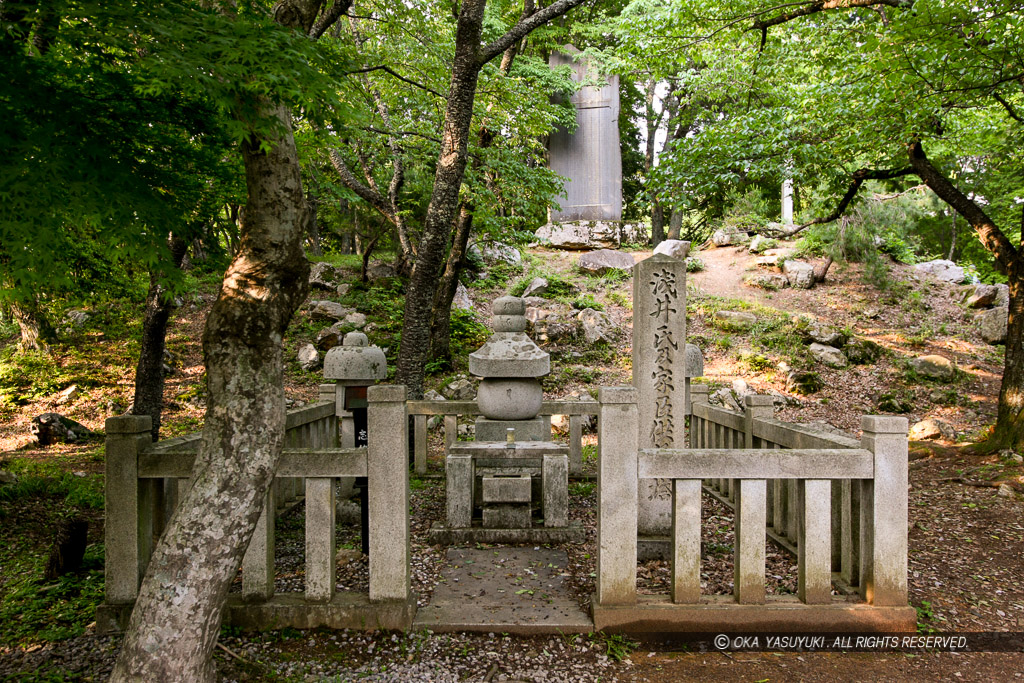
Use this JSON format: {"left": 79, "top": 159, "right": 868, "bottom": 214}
{"left": 323, "top": 332, "right": 387, "bottom": 381}
{"left": 468, "top": 296, "right": 550, "bottom": 378}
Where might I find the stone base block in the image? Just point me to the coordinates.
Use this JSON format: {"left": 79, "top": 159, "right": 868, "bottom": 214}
{"left": 426, "top": 521, "right": 586, "bottom": 545}
{"left": 482, "top": 474, "right": 532, "bottom": 504}
{"left": 475, "top": 416, "right": 550, "bottom": 442}
{"left": 97, "top": 591, "right": 418, "bottom": 634}
{"left": 638, "top": 536, "right": 671, "bottom": 561}
{"left": 482, "top": 503, "right": 532, "bottom": 529}
{"left": 591, "top": 593, "right": 917, "bottom": 633}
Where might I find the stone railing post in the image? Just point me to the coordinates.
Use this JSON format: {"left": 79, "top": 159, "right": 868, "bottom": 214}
{"left": 596, "top": 386, "right": 638, "bottom": 606}
{"left": 104, "top": 415, "right": 152, "bottom": 605}
{"left": 744, "top": 395, "right": 774, "bottom": 521}
{"left": 860, "top": 415, "right": 909, "bottom": 606}
{"left": 367, "top": 385, "right": 410, "bottom": 603}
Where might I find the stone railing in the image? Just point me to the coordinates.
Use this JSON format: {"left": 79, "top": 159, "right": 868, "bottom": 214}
{"left": 593, "top": 385, "right": 914, "bottom": 633}
{"left": 98, "top": 386, "right": 414, "bottom": 633}
{"left": 689, "top": 384, "right": 866, "bottom": 588}
{"left": 406, "top": 399, "right": 598, "bottom": 475}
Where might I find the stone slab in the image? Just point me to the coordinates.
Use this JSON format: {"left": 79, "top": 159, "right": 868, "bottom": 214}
{"left": 474, "top": 416, "right": 551, "bottom": 442}
{"left": 592, "top": 594, "right": 916, "bottom": 633}
{"left": 426, "top": 522, "right": 586, "bottom": 546}
{"left": 414, "top": 548, "right": 592, "bottom": 634}
{"left": 482, "top": 503, "right": 532, "bottom": 529}
{"left": 482, "top": 474, "right": 532, "bottom": 503}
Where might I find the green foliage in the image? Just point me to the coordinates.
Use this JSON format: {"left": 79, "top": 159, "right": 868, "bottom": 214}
{"left": 509, "top": 271, "right": 578, "bottom": 298}
{"left": 569, "top": 481, "right": 596, "bottom": 496}
{"left": 0, "top": 460, "right": 104, "bottom": 512}
{"left": 571, "top": 294, "right": 604, "bottom": 311}
{"left": 0, "top": 543, "right": 105, "bottom": 647}
{"left": 590, "top": 632, "right": 639, "bottom": 662}
{"left": 449, "top": 309, "right": 491, "bottom": 357}
{"left": 739, "top": 352, "right": 773, "bottom": 373}
{"left": 685, "top": 257, "right": 705, "bottom": 273}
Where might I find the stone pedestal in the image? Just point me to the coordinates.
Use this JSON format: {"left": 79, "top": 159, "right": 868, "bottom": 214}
{"left": 474, "top": 416, "right": 550, "bottom": 442}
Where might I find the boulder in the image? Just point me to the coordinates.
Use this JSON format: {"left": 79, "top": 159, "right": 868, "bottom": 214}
{"left": 366, "top": 261, "right": 398, "bottom": 281}
{"left": 748, "top": 236, "right": 779, "bottom": 254}
{"left": 978, "top": 307, "right": 1008, "bottom": 344}
{"left": 316, "top": 323, "right": 346, "bottom": 351}
{"left": 297, "top": 343, "right": 320, "bottom": 371}
{"left": 965, "top": 284, "right": 998, "bottom": 309}
{"left": 344, "top": 311, "right": 367, "bottom": 329}
{"left": 768, "top": 389, "right": 801, "bottom": 408}
{"left": 308, "top": 262, "right": 341, "bottom": 291}
{"left": 522, "top": 277, "right": 550, "bottom": 298}
{"left": 0, "top": 470, "right": 16, "bottom": 485}
{"left": 914, "top": 259, "right": 965, "bottom": 284}
{"left": 714, "top": 310, "right": 757, "bottom": 329}
{"left": 533, "top": 320, "right": 581, "bottom": 345}
{"left": 910, "top": 354, "right": 956, "bottom": 382}
{"left": 577, "top": 308, "right": 616, "bottom": 344}
{"left": 731, "top": 379, "right": 755, "bottom": 402}
{"left": 469, "top": 240, "right": 522, "bottom": 267}
{"left": 442, "top": 376, "right": 476, "bottom": 401}
{"left": 535, "top": 221, "right": 640, "bottom": 250}
{"left": 743, "top": 272, "right": 788, "bottom": 290}
{"left": 786, "top": 371, "right": 824, "bottom": 396}
{"left": 994, "top": 283, "right": 1010, "bottom": 308}
{"left": 801, "top": 321, "right": 846, "bottom": 347}
{"left": 55, "top": 385, "right": 81, "bottom": 406}
{"left": 844, "top": 338, "right": 883, "bottom": 364}
{"left": 875, "top": 392, "right": 912, "bottom": 413}
{"left": 65, "top": 309, "right": 90, "bottom": 328}
{"left": 909, "top": 418, "right": 956, "bottom": 441}
{"left": 653, "top": 239, "right": 691, "bottom": 261}
{"left": 31, "top": 413, "right": 93, "bottom": 446}
{"left": 711, "top": 230, "right": 736, "bottom": 247}
{"left": 453, "top": 282, "right": 473, "bottom": 310}
{"left": 710, "top": 387, "right": 743, "bottom": 412}
{"left": 336, "top": 283, "right": 351, "bottom": 298}
{"left": 577, "top": 249, "right": 635, "bottom": 275}
{"left": 783, "top": 259, "right": 815, "bottom": 289}
{"left": 308, "top": 300, "right": 352, "bottom": 321}
{"left": 809, "top": 343, "right": 848, "bottom": 368}
{"left": 755, "top": 248, "right": 797, "bottom": 267}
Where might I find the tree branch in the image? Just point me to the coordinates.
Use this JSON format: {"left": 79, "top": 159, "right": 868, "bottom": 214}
{"left": 344, "top": 65, "right": 446, "bottom": 99}
{"left": 751, "top": 0, "right": 913, "bottom": 33}
{"left": 309, "top": 0, "right": 352, "bottom": 40}
{"left": 907, "top": 140, "right": 1018, "bottom": 270}
{"left": 775, "top": 166, "right": 913, "bottom": 237}
{"left": 477, "top": 0, "right": 591, "bottom": 66}
{"left": 327, "top": 148, "right": 395, "bottom": 224}
{"left": 993, "top": 91, "right": 1024, "bottom": 124}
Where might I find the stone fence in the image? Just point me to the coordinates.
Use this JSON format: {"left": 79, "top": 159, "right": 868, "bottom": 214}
{"left": 406, "top": 399, "right": 598, "bottom": 475}
{"left": 592, "top": 385, "right": 915, "bottom": 633}
{"left": 98, "top": 386, "right": 414, "bottom": 633}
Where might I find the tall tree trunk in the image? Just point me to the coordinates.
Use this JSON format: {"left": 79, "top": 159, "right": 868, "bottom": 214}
{"left": 111, "top": 1, "right": 333, "bottom": 677}
{"left": 131, "top": 235, "right": 188, "bottom": 441}
{"left": 12, "top": 298, "right": 55, "bottom": 351}
{"left": 395, "top": 1, "right": 488, "bottom": 399}
{"left": 651, "top": 197, "right": 665, "bottom": 246}
{"left": 394, "top": 0, "right": 588, "bottom": 398}
{"left": 429, "top": 207, "right": 474, "bottom": 364}
{"left": 994, "top": 260, "right": 1024, "bottom": 449}
{"left": 667, "top": 209, "right": 683, "bottom": 240}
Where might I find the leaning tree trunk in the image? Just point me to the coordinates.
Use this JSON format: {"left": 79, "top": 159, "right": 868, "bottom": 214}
{"left": 667, "top": 209, "right": 683, "bottom": 240}
{"left": 395, "top": 2, "right": 487, "bottom": 399}
{"left": 993, "top": 260, "right": 1024, "bottom": 450}
{"left": 131, "top": 235, "right": 187, "bottom": 441}
{"left": 111, "top": 101, "right": 311, "bottom": 682}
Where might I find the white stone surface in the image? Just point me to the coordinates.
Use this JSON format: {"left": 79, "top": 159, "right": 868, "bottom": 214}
{"left": 914, "top": 259, "right": 965, "bottom": 283}
{"left": 577, "top": 249, "right": 636, "bottom": 275}
{"left": 653, "top": 240, "right": 691, "bottom": 261}
{"left": 783, "top": 259, "right": 815, "bottom": 289}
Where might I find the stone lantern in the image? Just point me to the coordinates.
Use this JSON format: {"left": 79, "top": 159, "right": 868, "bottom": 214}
{"left": 322, "top": 332, "right": 387, "bottom": 449}
{"left": 469, "top": 296, "right": 551, "bottom": 441}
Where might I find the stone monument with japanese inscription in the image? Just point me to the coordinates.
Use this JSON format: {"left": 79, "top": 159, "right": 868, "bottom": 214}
{"left": 535, "top": 47, "right": 644, "bottom": 249}
{"left": 633, "top": 248, "right": 690, "bottom": 551}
